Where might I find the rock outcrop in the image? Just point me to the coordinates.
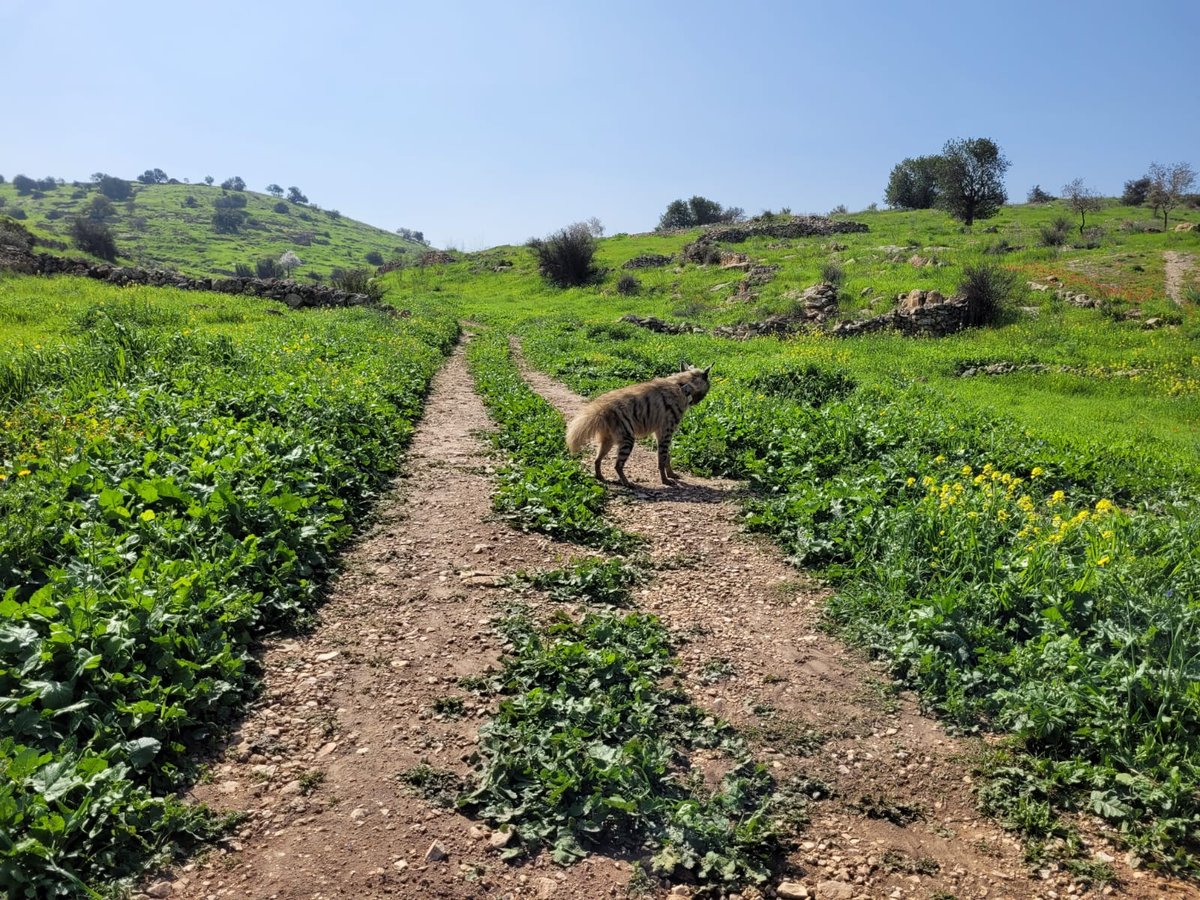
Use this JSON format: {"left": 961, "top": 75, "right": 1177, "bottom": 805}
{"left": 621, "top": 253, "right": 674, "bottom": 269}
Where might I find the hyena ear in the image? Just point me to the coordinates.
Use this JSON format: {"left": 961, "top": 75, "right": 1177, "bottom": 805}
{"left": 680, "top": 360, "right": 689, "bottom": 373}
{"left": 703, "top": 364, "right": 713, "bottom": 376}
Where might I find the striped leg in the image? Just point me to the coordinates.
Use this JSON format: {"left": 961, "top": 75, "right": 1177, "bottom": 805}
{"left": 657, "top": 426, "right": 677, "bottom": 484}
{"left": 594, "top": 434, "right": 614, "bottom": 480}
{"left": 614, "top": 429, "right": 636, "bottom": 487}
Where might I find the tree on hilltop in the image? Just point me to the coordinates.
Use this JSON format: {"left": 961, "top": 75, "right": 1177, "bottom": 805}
{"left": 935, "top": 137, "right": 1009, "bottom": 226}
{"left": 93, "top": 174, "right": 133, "bottom": 201}
{"left": 1146, "top": 161, "right": 1196, "bottom": 230}
{"left": 1026, "top": 185, "right": 1054, "bottom": 204}
{"left": 1061, "top": 179, "right": 1103, "bottom": 233}
{"left": 656, "top": 196, "right": 744, "bottom": 231}
{"left": 287, "top": 186, "right": 308, "bottom": 204}
{"left": 266, "top": 184, "right": 284, "bottom": 197}
{"left": 1121, "top": 177, "right": 1150, "bottom": 207}
{"left": 221, "top": 176, "right": 246, "bottom": 191}
{"left": 137, "top": 168, "right": 169, "bottom": 184}
{"left": 204, "top": 175, "right": 215, "bottom": 185}
{"left": 885, "top": 155, "right": 942, "bottom": 209}
{"left": 12, "top": 174, "right": 36, "bottom": 195}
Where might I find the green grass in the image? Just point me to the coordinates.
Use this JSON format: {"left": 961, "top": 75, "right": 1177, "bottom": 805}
{"left": 0, "top": 181, "right": 426, "bottom": 278}
{"left": 0, "top": 274, "right": 456, "bottom": 897}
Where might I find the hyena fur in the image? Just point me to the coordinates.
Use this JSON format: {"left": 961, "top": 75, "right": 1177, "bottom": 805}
{"left": 565, "top": 362, "right": 712, "bottom": 487}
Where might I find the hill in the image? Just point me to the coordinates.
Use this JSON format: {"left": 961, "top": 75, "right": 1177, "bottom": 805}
{"left": 0, "top": 176, "right": 426, "bottom": 278}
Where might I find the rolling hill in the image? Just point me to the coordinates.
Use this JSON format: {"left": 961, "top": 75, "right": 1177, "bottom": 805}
{"left": 0, "top": 176, "right": 427, "bottom": 278}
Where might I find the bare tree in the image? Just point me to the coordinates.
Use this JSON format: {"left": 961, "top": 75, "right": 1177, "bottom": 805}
{"left": 585, "top": 216, "right": 605, "bottom": 237}
{"left": 278, "top": 250, "right": 302, "bottom": 278}
{"left": 1146, "top": 161, "right": 1197, "bottom": 230}
{"left": 1061, "top": 178, "right": 1103, "bottom": 233}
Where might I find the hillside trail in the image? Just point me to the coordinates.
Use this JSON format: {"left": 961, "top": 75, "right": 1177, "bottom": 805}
{"left": 1164, "top": 251, "right": 1195, "bottom": 305}
{"left": 146, "top": 334, "right": 1187, "bottom": 900}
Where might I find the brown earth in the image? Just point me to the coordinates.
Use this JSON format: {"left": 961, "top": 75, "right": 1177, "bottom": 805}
{"left": 145, "top": 334, "right": 1194, "bottom": 900}
{"left": 1164, "top": 251, "right": 1196, "bottom": 306}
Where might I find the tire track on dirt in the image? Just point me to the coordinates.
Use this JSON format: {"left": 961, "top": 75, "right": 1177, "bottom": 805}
{"left": 1164, "top": 251, "right": 1195, "bottom": 306}
{"left": 514, "top": 344, "right": 1182, "bottom": 900}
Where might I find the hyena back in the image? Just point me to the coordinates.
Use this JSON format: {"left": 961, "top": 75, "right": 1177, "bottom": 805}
{"left": 565, "top": 362, "right": 712, "bottom": 487}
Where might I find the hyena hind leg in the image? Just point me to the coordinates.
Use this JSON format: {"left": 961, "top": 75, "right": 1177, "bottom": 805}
{"left": 614, "top": 430, "right": 636, "bottom": 487}
{"left": 593, "top": 434, "right": 614, "bottom": 481}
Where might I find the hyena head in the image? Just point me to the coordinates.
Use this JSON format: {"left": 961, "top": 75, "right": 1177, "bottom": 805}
{"left": 677, "top": 361, "right": 713, "bottom": 407}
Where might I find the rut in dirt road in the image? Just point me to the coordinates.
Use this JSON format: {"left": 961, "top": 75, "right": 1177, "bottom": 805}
{"left": 150, "top": 335, "right": 1182, "bottom": 900}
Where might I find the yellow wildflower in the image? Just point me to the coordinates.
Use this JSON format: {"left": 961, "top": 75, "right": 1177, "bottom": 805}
{"left": 1095, "top": 498, "right": 1115, "bottom": 513}
{"left": 997, "top": 509, "right": 1010, "bottom": 522}
{"left": 961, "top": 464, "right": 973, "bottom": 476}
{"left": 1097, "top": 556, "right": 1111, "bottom": 567}
{"left": 17, "top": 469, "right": 31, "bottom": 477}
{"left": 967, "top": 511, "right": 979, "bottom": 520}
{"left": 1050, "top": 490, "right": 1066, "bottom": 505}
{"left": 906, "top": 477, "right": 916, "bottom": 486}
{"left": 1031, "top": 466, "right": 1045, "bottom": 477}
{"left": 934, "top": 455, "right": 947, "bottom": 464}
{"left": 141, "top": 510, "right": 156, "bottom": 522}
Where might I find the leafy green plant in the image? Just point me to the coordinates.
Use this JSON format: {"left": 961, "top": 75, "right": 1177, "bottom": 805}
{"left": 507, "top": 556, "right": 644, "bottom": 606}
{"left": 460, "top": 610, "right": 807, "bottom": 891}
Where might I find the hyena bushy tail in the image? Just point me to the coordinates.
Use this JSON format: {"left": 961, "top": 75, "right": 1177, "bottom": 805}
{"left": 565, "top": 407, "right": 606, "bottom": 455}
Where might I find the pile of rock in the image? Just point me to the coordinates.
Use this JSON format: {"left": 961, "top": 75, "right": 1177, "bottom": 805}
{"left": 682, "top": 216, "right": 868, "bottom": 262}
{"left": 621, "top": 253, "right": 673, "bottom": 269}
{"left": 1027, "top": 276, "right": 1098, "bottom": 308}
{"left": 418, "top": 250, "right": 458, "bottom": 266}
{"left": 832, "top": 289, "right": 971, "bottom": 337}
{"left": 619, "top": 314, "right": 704, "bottom": 335}
{"left": 7, "top": 248, "right": 391, "bottom": 313}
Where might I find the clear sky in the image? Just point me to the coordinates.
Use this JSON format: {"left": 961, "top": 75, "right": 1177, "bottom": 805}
{"left": 3, "top": 0, "right": 1198, "bottom": 249}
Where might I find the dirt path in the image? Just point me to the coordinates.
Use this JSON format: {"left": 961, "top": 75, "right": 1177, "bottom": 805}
{"left": 147, "top": 335, "right": 1188, "bottom": 900}
{"left": 1164, "top": 251, "right": 1195, "bottom": 306}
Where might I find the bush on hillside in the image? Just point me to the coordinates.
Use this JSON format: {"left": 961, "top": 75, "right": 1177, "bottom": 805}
{"left": 211, "top": 208, "right": 247, "bottom": 234}
{"left": 820, "top": 260, "right": 844, "bottom": 285}
{"left": 70, "top": 217, "right": 119, "bottom": 261}
{"left": 87, "top": 195, "right": 117, "bottom": 221}
{"left": 1027, "top": 185, "right": 1055, "bottom": 203}
{"left": 221, "top": 176, "right": 246, "bottom": 191}
{"left": 273, "top": 201, "right": 290, "bottom": 214}
{"left": 213, "top": 193, "right": 247, "bottom": 209}
{"left": 331, "top": 267, "right": 385, "bottom": 301}
{"left": 615, "top": 274, "right": 641, "bottom": 295}
{"left": 958, "top": 262, "right": 1015, "bottom": 326}
{"left": 234, "top": 263, "right": 254, "bottom": 278}
{"left": 287, "top": 186, "right": 308, "bottom": 204}
{"left": 1038, "top": 216, "right": 1072, "bottom": 247}
{"left": 95, "top": 174, "right": 133, "bottom": 201}
{"left": 255, "top": 257, "right": 280, "bottom": 278}
{"left": 183, "top": 195, "right": 199, "bottom": 208}
{"left": 12, "top": 174, "right": 36, "bottom": 195}
{"left": 9, "top": 207, "right": 27, "bottom": 220}
{"left": 365, "top": 250, "right": 384, "bottom": 266}
{"left": 528, "top": 222, "right": 600, "bottom": 288}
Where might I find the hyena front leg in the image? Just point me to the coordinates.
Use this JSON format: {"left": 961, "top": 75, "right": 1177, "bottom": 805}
{"left": 614, "top": 428, "right": 636, "bottom": 487}
{"left": 657, "top": 425, "right": 677, "bottom": 485}
{"left": 594, "top": 433, "right": 614, "bottom": 481}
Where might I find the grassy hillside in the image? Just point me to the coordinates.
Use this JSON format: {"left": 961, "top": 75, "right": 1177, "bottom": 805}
{"left": 0, "top": 179, "right": 427, "bottom": 278}
{"left": 384, "top": 200, "right": 1200, "bottom": 477}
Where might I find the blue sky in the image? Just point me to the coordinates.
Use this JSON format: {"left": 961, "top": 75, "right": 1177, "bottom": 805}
{"left": 3, "top": 0, "right": 1198, "bottom": 249}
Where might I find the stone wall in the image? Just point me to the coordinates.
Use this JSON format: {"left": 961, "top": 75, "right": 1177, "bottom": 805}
{"left": 1, "top": 236, "right": 393, "bottom": 313}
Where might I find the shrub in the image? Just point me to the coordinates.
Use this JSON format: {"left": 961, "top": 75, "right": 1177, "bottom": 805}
{"left": 528, "top": 222, "right": 599, "bottom": 288}
{"left": 8, "top": 207, "right": 26, "bottom": 220}
{"left": 615, "top": 274, "right": 640, "bottom": 295}
{"left": 273, "top": 201, "right": 289, "bottom": 214}
{"left": 220, "top": 176, "right": 246, "bottom": 191}
{"left": 820, "top": 260, "right": 844, "bottom": 285}
{"left": 287, "top": 186, "right": 308, "bottom": 204}
{"left": 983, "top": 239, "right": 1020, "bottom": 255}
{"left": 326, "top": 209, "right": 341, "bottom": 219}
{"left": 95, "top": 174, "right": 132, "bottom": 201}
{"left": 234, "top": 263, "right": 254, "bottom": 278}
{"left": 87, "top": 195, "right": 117, "bottom": 221}
{"left": 255, "top": 257, "right": 279, "bottom": 278}
{"left": 365, "top": 250, "right": 384, "bottom": 266}
{"left": 12, "top": 174, "right": 36, "bottom": 195}
{"left": 0, "top": 197, "right": 6, "bottom": 208}
{"left": 213, "top": 193, "right": 247, "bottom": 209}
{"left": 69, "top": 217, "right": 119, "bottom": 261}
{"left": 1039, "top": 217, "right": 1071, "bottom": 247}
{"left": 1027, "top": 185, "right": 1055, "bottom": 203}
{"left": 957, "top": 262, "right": 1015, "bottom": 326}
{"left": 828, "top": 203, "right": 849, "bottom": 216}
{"left": 211, "top": 208, "right": 247, "bottom": 234}
{"left": 183, "top": 195, "right": 198, "bottom": 208}
{"left": 331, "top": 267, "right": 385, "bottom": 301}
